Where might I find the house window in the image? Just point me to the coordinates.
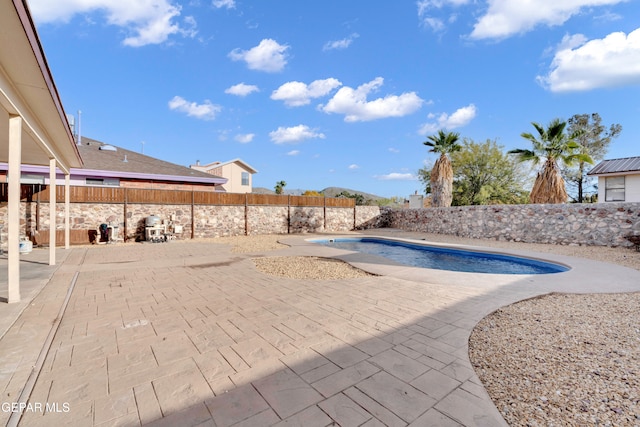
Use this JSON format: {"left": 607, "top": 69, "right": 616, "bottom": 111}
{"left": 86, "top": 178, "right": 119, "bottom": 186}
{"left": 605, "top": 176, "right": 625, "bottom": 202}
{"left": 241, "top": 172, "right": 250, "bottom": 186}
{"left": 20, "top": 174, "right": 45, "bottom": 184}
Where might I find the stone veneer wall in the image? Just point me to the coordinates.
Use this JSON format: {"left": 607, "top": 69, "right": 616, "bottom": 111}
{"left": 247, "top": 206, "right": 289, "bottom": 236}
{"left": 380, "top": 203, "right": 640, "bottom": 247}
{"left": 195, "top": 205, "right": 246, "bottom": 238}
{"left": 9, "top": 199, "right": 639, "bottom": 247}
{"left": 0, "top": 202, "right": 381, "bottom": 244}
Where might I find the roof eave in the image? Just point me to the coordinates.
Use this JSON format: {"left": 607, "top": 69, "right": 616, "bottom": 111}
{"left": 1, "top": 163, "right": 228, "bottom": 185}
{"left": 11, "top": 0, "right": 83, "bottom": 169}
{"left": 587, "top": 170, "right": 640, "bottom": 177}
{"left": 74, "top": 168, "right": 228, "bottom": 184}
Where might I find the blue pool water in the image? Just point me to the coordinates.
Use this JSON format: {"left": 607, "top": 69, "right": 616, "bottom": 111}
{"left": 313, "top": 238, "right": 569, "bottom": 275}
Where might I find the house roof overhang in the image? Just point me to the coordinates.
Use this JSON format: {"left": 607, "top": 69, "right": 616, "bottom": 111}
{"left": 587, "top": 157, "right": 640, "bottom": 177}
{"left": 0, "top": 0, "right": 82, "bottom": 173}
{"left": 2, "top": 163, "right": 228, "bottom": 185}
{"left": 194, "top": 158, "right": 259, "bottom": 174}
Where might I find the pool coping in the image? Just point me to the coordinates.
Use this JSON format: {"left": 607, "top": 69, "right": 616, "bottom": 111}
{"left": 277, "top": 233, "right": 640, "bottom": 295}
{"left": 306, "top": 235, "right": 571, "bottom": 275}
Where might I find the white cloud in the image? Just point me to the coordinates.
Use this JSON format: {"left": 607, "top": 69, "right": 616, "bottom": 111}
{"left": 419, "top": 104, "right": 477, "bottom": 134}
{"left": 287, "top": 150, "right": 300, "bottom": 156}
{"left": 168, "top": 96, "right": 221, "bottom": 120}
{"left": 348, "top": 164, "right": 360, "bottom": 170}
{"left": 271, "top": 78, "right": 342, "bottom": 107}
{"left": 212, "top": 0, "right": 235, "bottom": 9}
{"left": 320, "top": 77, "right": 424, "bottom": 122}
{"left": 225, "top": 83, "right": 259, "bottom": 96}
{"left": 422, "top": 17, "right": 445, "bottom": 32}
{"left": 417, "top": 0, "right": 470, "bottom": 32}
{"left": 323, "top": 33, "right": 359, "bottom": 51}
{"left": 538, "top": 29, "right": 640, "bottom": 92}
{"left": 269, "top": 125, "right": 325, "bottom": 144}
{"left": 229, "top": 39, "right": 289, "bottom": 72}
{"left": 29, "top": 0, "right": 196, "bottom": 47}
{"left": 470, "top": 0, "right": 625, "bottom": 40}
{"left": 375, "top": 173, "right": 417, "bottom": 181}
{"left": 389, "top": 147, "right": 400, "bottom": 153}
{"left": 234, "top": 133, "right": 254, "bottom": 143}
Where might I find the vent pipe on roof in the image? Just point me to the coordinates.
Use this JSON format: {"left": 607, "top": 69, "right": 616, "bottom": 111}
{"left": 123, "top": 155, "right": 128, "bottom": 162}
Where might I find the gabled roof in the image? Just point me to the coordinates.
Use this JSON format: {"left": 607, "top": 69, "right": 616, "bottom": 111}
{"left": 587, "top": 156, "right": 640, "bottom": 176}
{"left": 2, "top": 137, "right": 228, "bottom": 185}
{"left": 191, "top": 158, "right": 258, "bottom": 174}
{"left": 75, "top": 137, "right": 226, "bottom": 184}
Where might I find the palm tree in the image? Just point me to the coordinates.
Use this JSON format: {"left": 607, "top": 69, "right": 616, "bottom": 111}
{"left": 508, "top": 118, "right": 592, "bottom": 204}
{"left": 423, "top": 130, "right": 461, "bottom": 207}
{"left": 274, "top": 180, "right": 286, "bottom": 195}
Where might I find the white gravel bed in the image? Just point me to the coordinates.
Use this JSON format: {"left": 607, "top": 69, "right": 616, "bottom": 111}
{"left": 252, "top": 256, "right": 375, "bottom": 280}
{"left": 469, "top": 293, "right": 640, "bottom": 426}
{"left": 208, "top": 234, "right": 374, "bottom": 278}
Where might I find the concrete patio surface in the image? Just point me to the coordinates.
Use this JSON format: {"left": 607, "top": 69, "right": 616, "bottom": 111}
{"left": 1, "top": 230, "right": 639, "bottom": 426}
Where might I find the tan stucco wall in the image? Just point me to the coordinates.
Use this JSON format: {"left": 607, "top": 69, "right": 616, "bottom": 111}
{"left": 219, "top": 163, "right": 252, "bottom": 193}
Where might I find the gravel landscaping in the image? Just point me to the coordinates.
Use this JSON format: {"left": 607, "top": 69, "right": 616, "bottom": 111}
{"left": 469, "top": 292, "right": 640, "bottom": 426}
{"left": 252, "top": 256, "right": 375, "bottom": 279}
{"left": 212, "top": 231, "right": 640, "bottom": 426}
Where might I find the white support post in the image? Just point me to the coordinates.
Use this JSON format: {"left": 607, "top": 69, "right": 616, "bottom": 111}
{"left": 7, "top": 116, "right": 22, "bottom": 303}
{"left": 49, "top": 158, "right": 56, "bottom": 266}
{"left": 64, "top": 173, "right": 70, "bottom": 249}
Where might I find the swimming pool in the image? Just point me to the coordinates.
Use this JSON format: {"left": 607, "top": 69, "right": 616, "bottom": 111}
{"left": 312, "top": 237, "right": 569, "bottom": 275}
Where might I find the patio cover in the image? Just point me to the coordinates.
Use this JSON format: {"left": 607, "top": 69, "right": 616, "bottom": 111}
{"left": 0, "top": 0, "right": 83, "bottom": 302}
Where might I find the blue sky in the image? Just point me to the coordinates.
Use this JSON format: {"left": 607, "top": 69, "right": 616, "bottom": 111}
{"left": 30, "top": 0, "right": 640, "bottom": 198}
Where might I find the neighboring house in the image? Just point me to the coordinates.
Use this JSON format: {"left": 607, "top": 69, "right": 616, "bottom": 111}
{"left": 587, "top": 156, "right": 640, "bottom": 203}
{"left": 190, "top": 159, "right": 258, "bottom": 193}
{"left": 0, "top": 137, "right": 228, "bottom": 191}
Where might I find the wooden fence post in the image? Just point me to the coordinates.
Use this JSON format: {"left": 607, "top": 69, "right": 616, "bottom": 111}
{"left": 287, "top": 195, "right": 291, "bottom": 234}
{"left": 244, "top": 193, "right": 248, "bottom": 236}
{"left": 123, "top": 188, "right": 128, "bottom": 242}
{"left": 191, "top": 190, "right": 195, "bottom": 239}
{"left": 323, "top": 196, "right": 327, "bottom": 231}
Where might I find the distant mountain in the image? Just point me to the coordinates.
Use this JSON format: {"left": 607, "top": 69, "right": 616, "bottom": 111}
{"left": 320, "top": 187, "right": 384, "bottom": 202}
{"left": 252, "top": 187, "right": 275, "bottom": 194}
{"left": 252, "top": 186, "right": 384, "bottom": 201}
{"left": 251, "top": 187, "right": 304, "bottom": 195}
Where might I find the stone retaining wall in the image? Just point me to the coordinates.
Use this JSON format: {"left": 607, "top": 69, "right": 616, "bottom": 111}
{"left": 1, "top": 202, "right": 381, "bottom": 245}
{"left": 380, "top": 203, "right": 640, "bottom": 247}
{"left": 13, "top": 199, "right": 639, "bottom": 247}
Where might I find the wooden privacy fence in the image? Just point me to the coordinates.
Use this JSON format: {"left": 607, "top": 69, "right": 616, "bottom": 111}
{"left": 0, "top": 184, "right": 356, "bottom": 208}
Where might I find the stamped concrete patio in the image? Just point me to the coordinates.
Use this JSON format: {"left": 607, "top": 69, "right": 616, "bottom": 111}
{"left": 1, "top": 230, "right": 639, "bottom": 426}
